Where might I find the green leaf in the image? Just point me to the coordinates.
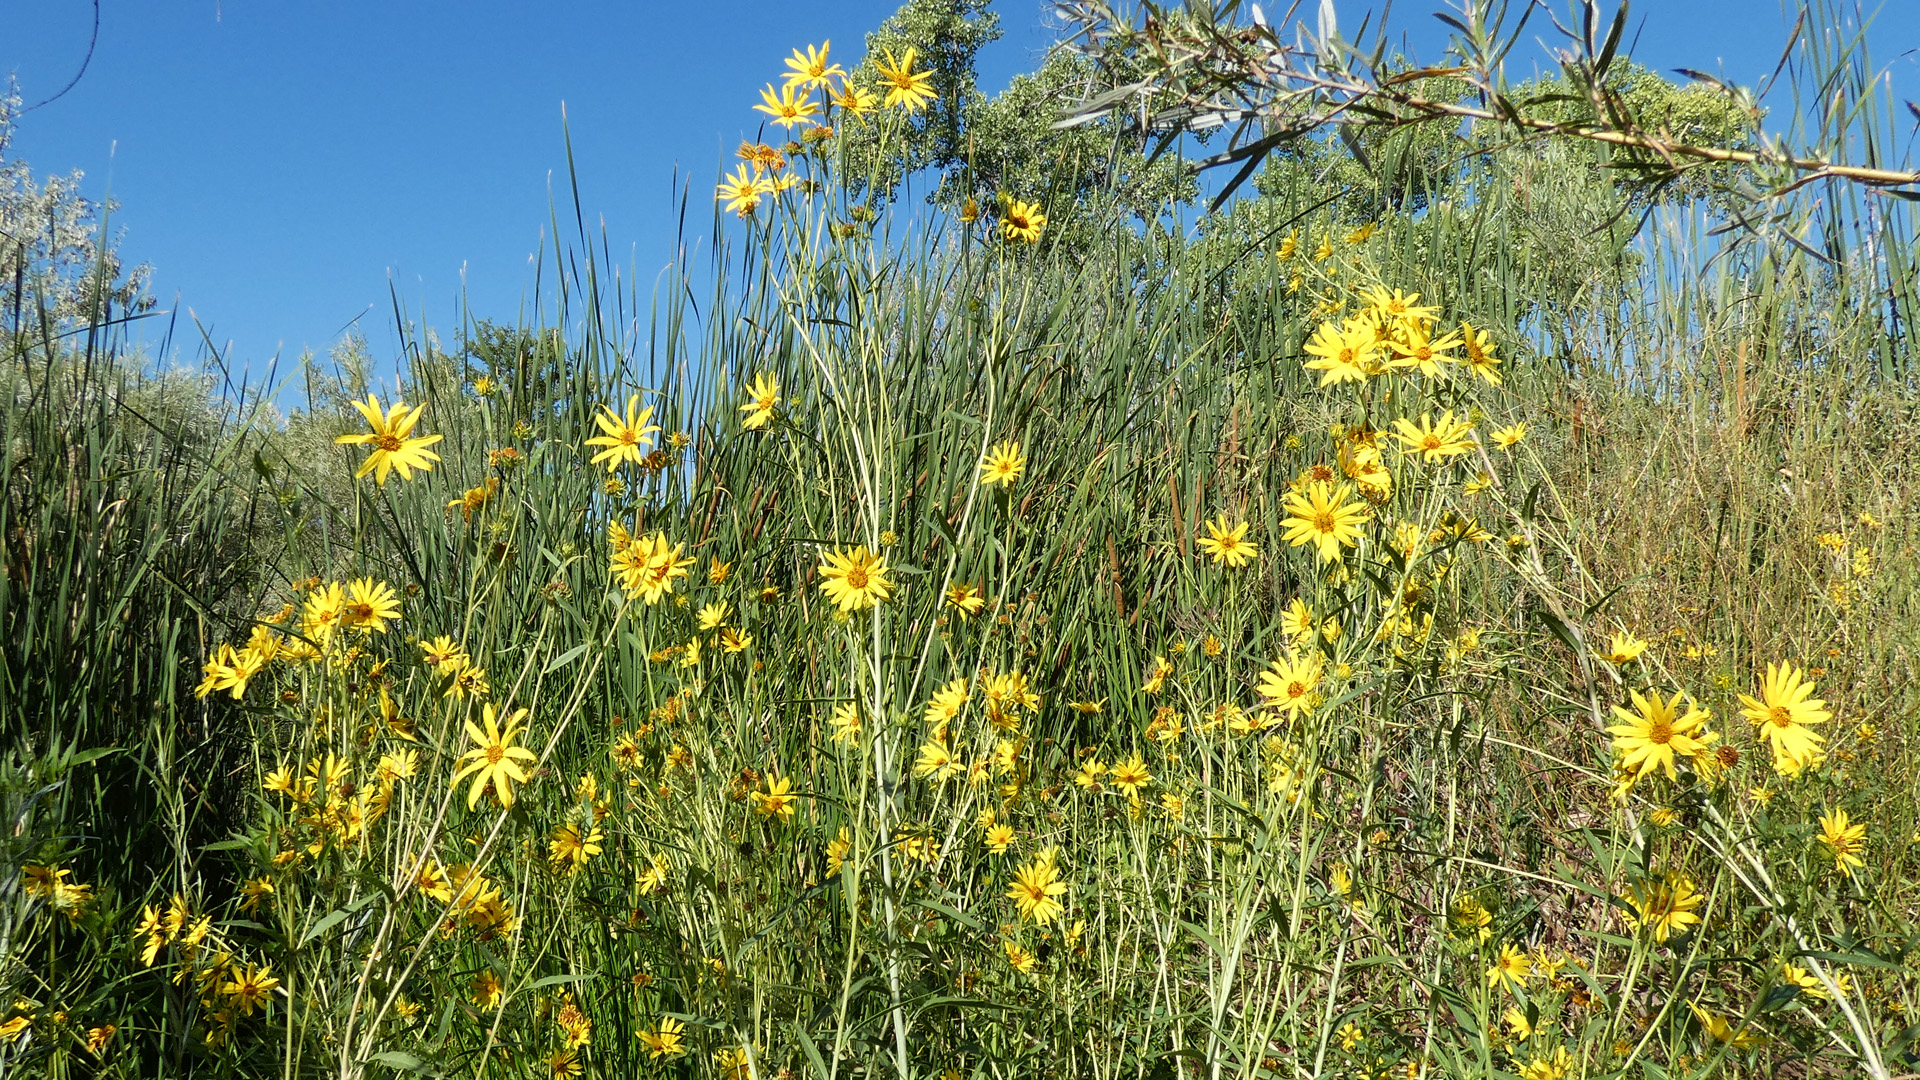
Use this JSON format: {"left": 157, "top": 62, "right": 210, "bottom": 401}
{"left": 367, "top": 1050, "right": 427, "bottom": 1073}
{"left": 543, "top": 643, "right": 589, "bottom": 674}
{"left": 529, "top": 972, "right": 593, "bottom": 989}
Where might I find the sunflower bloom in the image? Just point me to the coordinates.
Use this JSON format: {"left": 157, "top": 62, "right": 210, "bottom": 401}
{"left": 1738, "top": 662, "right": 1830, "bottom": 771}
{"left": 874, "top": 47, "right": 935, "bottom": 111}
{"left": 945, "top": 582, "right": 986, "bottom": 619}
{"left": 1608, "top": 689, "right": 1714, "bottom": 781}
{"left": 334, "top": 394, "right": 443, "bottom": 484}
{"left": 1006, "top": 848, "right": 1069, "bottom": 925}
{"left": 1197, "top": 515, "right": 1259, "bottom": 568}
{"left": 817, "top": 546, "right": 893, "bottom": 612}
{"left": 717, "top": 166, "right": 767, "bottom": 217}
{"left": 751, "top": 775, "right": 798, "bottom": 822}
{"left": 584, "top": 394, "right": 661, "bottom": 471}
{"left": 1689, "top": 1002, "right": 1764, "bottom": 1048}
{"left": 1818, "top": 808, "right": 1867, "bottom": 876}
{"left": 340, "top": 578, "right": 401, "bottom": 634}
{"left": 219, "top": 963, "right": 281, "bottom": 1016}
{"left": 452, "top": 704, "right": 538, "bottom": 810}
{"left": 1624, "top": 871, "right": 1704, "bottom": 943}
{"left": 1001, "top": 198, "right": 1045, "bottom": 243}
{"left": 1391, "top": 411, "right": 1476, "bottom": 463}
{"left": 753, "top": 83, "right": 819, "bottom": 128}
{"left": 1110, "top": 755, "right": 1152, "bottom": 799}
{"left": 739, "top": 372, "right": 780, "bottom": 430}
{"left": 1485, "top": 943, "right": 1531, "bottom": 992}
{"left": 1281, "top": 481, "right": 1369, "bottom": 562}
{"left": 1302, "top": 320, "right": 1380, "bottom": 386}
{"left": 979, "top": 440, "right": 1026, "bottom": 486}
{"left": 1601, "top": 630, "right": 1648, "bottom": 665}
{"left": 1256, "top": 653, "right": 1322, "bottom": 718}
{"left": 1387, "top": 318, "right": 1462, "bottom": 377}
{"left": 782, "top": 42, "right": 845, "bottom": 92}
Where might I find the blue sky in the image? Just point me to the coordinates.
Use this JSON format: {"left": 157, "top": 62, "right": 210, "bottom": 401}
{"left": 5, "top": 1, "right": 1917, "bottom": 380}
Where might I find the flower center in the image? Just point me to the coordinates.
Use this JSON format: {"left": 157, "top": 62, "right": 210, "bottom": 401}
{"left": 1312, "top": 511, "right": 1336, "bottom": 533}
{"left": 486, "top": 745, "right": 505, "bottom": 765}
{"left": 1421, "top": 434, "right": 1442, "bottom": 451}
{"left": 1286, "top": 680, "right": 1306, "bottom": 699}
{"left": 845, "top": 566, "right": 869, "bottom": 590}
{"left": 1647, "top": 719, "right": 1673, "bottom": 744}
{"left": 375, "top": 434, "right": 404, "bottom": 452}
{"left": 1768, "top": 706, "right": 1794, "bottom": 728}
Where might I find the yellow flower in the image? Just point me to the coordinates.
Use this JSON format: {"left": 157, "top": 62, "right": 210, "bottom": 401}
{"left": 583, "top": 394, "right": 661, "bottom": 471}
{"left": 610, "top": 531, "right": 695, "bottom": 604}
{"left": 0, "top": 1016, "right": 30, "bottom": 1042}
{"left": 753, "top": 82, "right": 819, "bottom": 128}
{"left": 1006, "top": 848, "right": 1068, "bottom": 925}
{"left": 1001, "top": 198, "right": 1045, "bottom": 243}
{"left": 1109, "top": 755, "right": 1152, "bottom": 799}
{"left": 341, "top": 578, "right": 401, "bottom": 634}
{"left": 334, "top": 394, "right": 443, "bottom": 484}
{"left": 1280, "top": 598, "right": 1316, "bottom": 643}
{"left": 1517, "top": 1046, "right": 1570, "bottom": 1080}
{"left": 1607, "top": 689, "right": 1713, "bottom": 781}
{"left": 739, "top": 372, "right": 780, "bottom": 430}
{"left": 1601, "top": 630, "right": 1648, "bottom": 665}
{"left": 718, "top": 626, "right": 752, "bottom": 653}
{"left": 1818, "top": 808, "right": 1867, "bottom": 876}
{"left": 751, "top": 775, "right": 798, "bottom": 822}
{"left": 1689, "top": 1002, "right": 1764, "bottom": 1048}
{"left": 451, "top": 704, "right": 538, "bottom": 809}
{"left": 1624, "top": 871, "right": 1704, "bottom": 943}
{"left": 1003, "top": 939, "right": 1038, "bottom": 975}
{"left": 1141, "top": 654, "right": 1173, "bottom": 695}
{"left": 1461, "top": 323, "right": 1502, "bottom": 384}
{"left": 716, "top": 165, "right": 767, "bottom": 216}
{"left": 983, "top": 824, "right": 1016, "bottom": 854}
{"left": 85, "top": 1024, "right": 114, "bottom": 1054}
{"left": 548, "top": 822, "right": 604, "bottom": 873}
{"left": 1738, "top": 662, "right": 1830, "bottom": 771}
{"left": 1281, "top": 481, "right": 1369, "bottom": 563}
{"left": 697, "top": 601, "right": 731, "bottom": 630}
{"left": 219, "top": 963, "right": 281, "bottom": 1016}
{"left": 1781, "top": 962, "right": 1828, "bottom": 1000}
{"left": 913, "top": 738, "right": 961, "bottom": 782}
{"left": 1490, "top": 422, "right": 1527, "bottom": 449}
{"left": 1486, "top": 943, "right": 1532, "bottom": 992}
{"left": 1387, "top": 318, "right": 1462, "bottom": 377}
{"left": 925, "top": 678, "right": 969, "bottom": 726}
{"left": 979, "top": 440, "right": 1026, "bottom": 486}
{"left": 817, "top": 546, "right": 893, "bottom": 612}
{"left": 546, "top": 1048, "right": 584, "bottom": 1078}
{"left": 447, "top": 476, "right": 500, "bottom": 520}
{"left": 1502, "top": 1007, "right": 1533, "bottom": 1041}
{"left": 874, "top": 46, "right": 935, "bottom": 111}
{"left": 1197, "top": 515, "right": 1258, "bottom": 568}
{"left": 1302, "top": 319, "right": 1380, "bottom": 386}
{"left": 829, "top": 79, "right": 878, "bottom": 117}
{"left": 945, "top": 581, "right": 986, "bottom": 619}
{"left": 782, "top": 41, "right": 845, "bottom": 92}
{"left": 641, "top": 1016, "right": 687, "bottom": 1059}
{"left": 1068, "top": 699, "right": 1105, "bottom": 714}
{"left": 1256, "top": 653, "right": 1321, "bottom": 718}
{"left": 1450, "top": 896, "right": 1492, "bottom": 942}
{"left": 1391, "top": 411, "right": 1476, "bottom": 463}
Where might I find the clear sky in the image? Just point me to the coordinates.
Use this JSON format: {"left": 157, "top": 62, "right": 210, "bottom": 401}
{"left": 5, "top": 1, "right": 1917, "bottom": 380}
